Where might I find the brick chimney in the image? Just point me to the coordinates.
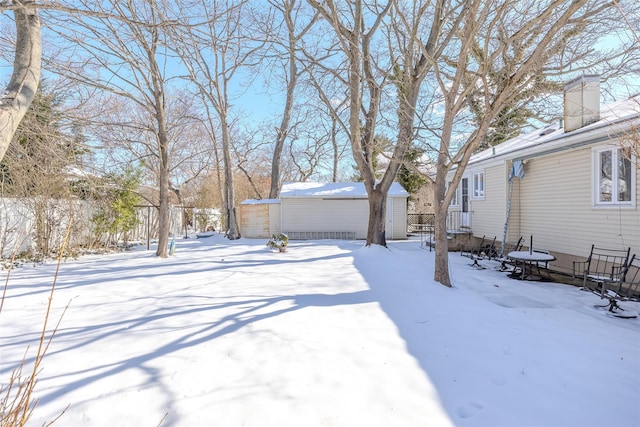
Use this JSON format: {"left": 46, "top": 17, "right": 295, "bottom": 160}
{"left": 563, "top": 75, "right": 600, "bottom": 132}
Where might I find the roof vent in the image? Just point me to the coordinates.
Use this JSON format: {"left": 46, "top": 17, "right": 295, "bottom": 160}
{"left": 563, "top": 75, "right": 600, "bottom": 132}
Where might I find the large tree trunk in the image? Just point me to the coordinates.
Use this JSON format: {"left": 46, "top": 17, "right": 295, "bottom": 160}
{"left": 433, "top": 154, "right": 452, "bottom": 287}
{"left": 0, "top": 0, "right": 41, "bottom": 163}
{"left": 221, "top": 120, "right": 241, "bottom": 240}
{"left": 268, "top": 67, "right": 295, "bottom": 199}
{"left": 433, "top": 206, "right": 452, "bottom": 287}
{"left": 367, "top": 187, "right": 387, "bottom": 246}
{"left": 155, "top": 134, "right": 171, "bottom": 257}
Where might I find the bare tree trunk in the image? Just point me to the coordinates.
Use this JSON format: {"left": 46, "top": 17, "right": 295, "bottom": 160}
{"left": 151, "top": 24, "right": 171, "bottom": 258}
{"left": 331, "top": 117, "right": 338, "bottom": 182}
{"left": 0, "top": 0, "right": 41, "bottom": 162}
{"left": 221, "top": 120, "right": 240, "bottom": 240}
{"left": 433, "top": 174, "right": 451, "bottom": 287}
{"left": 156, "top": 138, "right": 170, "bottom": 257}
{"left": 269, "top": 63, "right": 295, "bottom": 197}
{"left": 269, "top": 0, "right": 315, "bottom": 199}
{"left": 367, "top": 188, "right": 387, "bottom": 246}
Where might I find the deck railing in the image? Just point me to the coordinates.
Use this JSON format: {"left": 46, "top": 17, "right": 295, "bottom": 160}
{"left": 407, "top": 212, "right": 471, "bottom": 233}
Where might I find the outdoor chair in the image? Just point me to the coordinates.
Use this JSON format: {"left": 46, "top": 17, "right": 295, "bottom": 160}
{"left": 497, "top": 237, "right": 524, "bottom": 271}
{"left": 573, "top": 245, "right": 632, "bottom": 313}
{"left": 590, "top": 254, "right": 640, "bottom": 318}
{"left": 461, "top": 235, "right": 497, "bottom": 269}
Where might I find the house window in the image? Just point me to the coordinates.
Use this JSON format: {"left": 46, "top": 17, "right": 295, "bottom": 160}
{"left": 448, "top": 181, "right": 459, "bottom": 206}
{"left": 593, "top": 147, "right": 635, "bottom": 206}
{"left": 473, "top": 171, "right": 485, "bottom": 198}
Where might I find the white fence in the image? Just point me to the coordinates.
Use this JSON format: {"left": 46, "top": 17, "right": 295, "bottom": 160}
{"left": 0, "top": 198, "right": 221, "bottom": 258}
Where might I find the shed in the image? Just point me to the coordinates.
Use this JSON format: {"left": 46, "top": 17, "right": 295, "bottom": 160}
{"left": 279, "top": 182, "right": 408, "bottom": 240}
{"left": 239, "top": 182, "right": 409, "bottom": 240}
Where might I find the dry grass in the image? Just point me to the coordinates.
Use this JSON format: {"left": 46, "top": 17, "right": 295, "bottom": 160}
{"left": 0, "top": 223, "right": 73, "bottom": 426}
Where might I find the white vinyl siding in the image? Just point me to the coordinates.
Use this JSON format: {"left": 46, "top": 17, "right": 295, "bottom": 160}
{"left": 280, "top": 196, "right": 407, "bottom": 240}
{"left": 467, "top": 164, "right": 507, "bottom": 239}
{"left": 518, "top": 145, "right": 639, "bottom": 258}
{"left": 269, "top": 203, "right": 281, "bottom": 235}
{"left": 454, "top": 143, "right": 639, "bottom": 263}
{"left": 281, "top": 198, "right": 369, "bottom": 239}
{"left": 390, "top": 196, "right": 407, "bottom": 239}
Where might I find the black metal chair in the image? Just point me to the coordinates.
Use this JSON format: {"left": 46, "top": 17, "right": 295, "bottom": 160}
{"left": 573, "top": 245, "right": 633, "bottom": 315}
{"left": 498, "top": 237, "right": 524, "bottom": 271}
{"left": 594, "top": 254, "right": 640, "bottom": 318}
{"left": 461, "top": 235, "right": 497, "bottom": 269}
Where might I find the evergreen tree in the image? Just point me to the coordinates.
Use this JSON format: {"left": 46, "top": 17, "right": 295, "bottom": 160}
{"left": 466, "top": 38, "right": 561, "bottom": 152}
{"left": 90, "top": 166, "right": 142, "bottom": 247}
{"left": 397, "top": 148, "right": 427, "bottom": 197}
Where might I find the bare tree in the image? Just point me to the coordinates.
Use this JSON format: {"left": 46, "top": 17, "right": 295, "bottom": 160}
{"left": 306, "top": 0, "right": 638, "bottom": 285}
{"left": 45, "top": 0, "right": 183, "bottom": 257}
{"left": 169, "top": 0, "right": 266, "bottom": 240}
{"left": 265, "top": 0, "right": 318, "bottom": 198}
{"left": 307, "top": 0, "right": 393, "bottom": 246}
{"left": 419, "top": 0, "right": 640, "bottom": 286}
{"left": 231, "top": 127, "right": 272, "bottom": 199}
{"left": 0, "top": 0, "right": 41, "bottom": 163}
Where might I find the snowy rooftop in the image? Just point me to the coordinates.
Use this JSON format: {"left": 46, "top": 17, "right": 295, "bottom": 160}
{"left": 279, "top": 181, "right": 409, "bottom": 198}
{"left": 240, "top": 198, "right": 280, "bottom": 205}
{"left": 469, "top": 93, "right": 640, "bottom": 165}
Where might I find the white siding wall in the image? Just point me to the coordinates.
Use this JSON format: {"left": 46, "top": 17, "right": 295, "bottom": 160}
{"left": 281, "top": 198, "right": 370, "bottom": 239}
{"left": 269, "top": 203, "right": 281, "bottom": 235}
{"left": 508, "top": 177, "right": 523, "bottom": 243}
{"left": 388, "top": 196, "right": 408, "bottom": 239}
{"left": 466, "top": 163, "right": 508, "bottom": 240}
{"left": 518, "top": 145, "right": 639, "bottom": 258}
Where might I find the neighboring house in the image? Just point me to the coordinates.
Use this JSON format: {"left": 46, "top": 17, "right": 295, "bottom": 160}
{"left": 447, "top": 75, "right": 639, "bottom": 273}
{"left": 240, "top": 182, "right": 409, "bottom": 240}
{"left": 408, "top": 181, "right": 436, "bottom": 214}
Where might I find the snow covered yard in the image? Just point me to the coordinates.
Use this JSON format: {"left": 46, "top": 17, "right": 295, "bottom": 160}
{"left": 1, "top": 236, "right": 639, "bottom": 427}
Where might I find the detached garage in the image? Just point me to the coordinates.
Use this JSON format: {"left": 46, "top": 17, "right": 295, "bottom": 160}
{"left": 240, "top": 182, "right": 408, "bottom": 240}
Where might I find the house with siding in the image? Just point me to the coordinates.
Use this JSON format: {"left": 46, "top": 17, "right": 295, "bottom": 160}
{"left": 240, "top": 182, "right": 409, "bottom": 240}
{"left": 447, "top": 76, "right": 639, "bottom": 273}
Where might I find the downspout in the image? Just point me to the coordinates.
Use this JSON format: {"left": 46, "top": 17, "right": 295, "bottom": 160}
{"left": 501, "top": 160, "right": 525, "bottom": 256}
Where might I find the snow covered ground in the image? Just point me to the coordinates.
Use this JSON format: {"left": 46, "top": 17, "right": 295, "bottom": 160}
{"left": 1, "top": 236, "right": 639, "bottom": 427}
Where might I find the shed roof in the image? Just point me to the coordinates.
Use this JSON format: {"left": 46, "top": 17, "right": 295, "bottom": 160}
{"left": 280, "top": 182, "right": 409, "bottom": 198}
{"left": 240, "top": 198, "right": 280, "bottom": 205}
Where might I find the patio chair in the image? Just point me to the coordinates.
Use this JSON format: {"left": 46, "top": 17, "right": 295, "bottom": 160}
{"left": 593, "top": 254, "right": 640, "bottom": 318}
{"left": 497, "top": 237, "right": 524, "bottom": 271}
{"left": 572, "top": 244, "right": 631, "bottom": 302}
{"left": 461, "top": 235, "right": 497, "bottom": 269}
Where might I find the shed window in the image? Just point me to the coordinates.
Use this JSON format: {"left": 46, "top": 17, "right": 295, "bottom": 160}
{"left": 593, "top": 147, "right": 635, "bottom": 206}
{"left": 472, "top": 172, "right": 485, "bottom": 199}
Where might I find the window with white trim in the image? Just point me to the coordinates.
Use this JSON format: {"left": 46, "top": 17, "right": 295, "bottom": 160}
{"left": 593, "top": 147, "right": 635, "bottom": 206}
{"left": 448, "top": 181, "right": 459, "bottom": 206}
{"left": 472, "top": 171, "right": 485, "bottom": 199}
